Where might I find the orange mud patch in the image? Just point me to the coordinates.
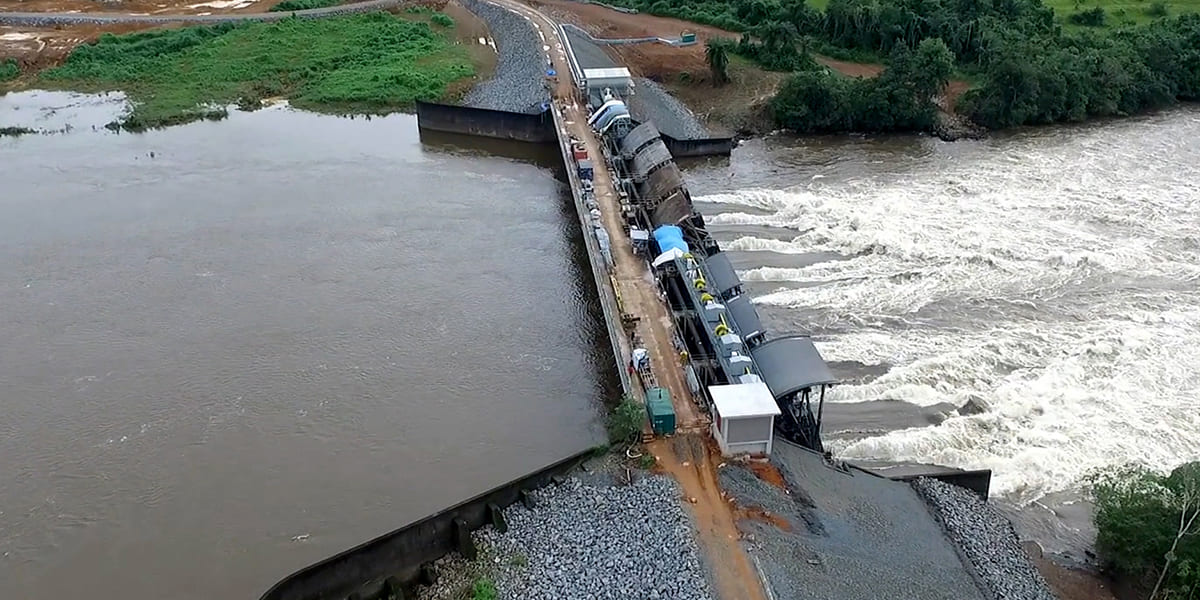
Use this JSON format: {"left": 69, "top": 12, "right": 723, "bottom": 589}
{"left": 745, "top": 459, "right": 788, "bottom": 491}
{"left": 648, "top": 434, "right": 769, "bottom": 600}
{"left": 734, "top": 502, "right": 792, "bottom": 532}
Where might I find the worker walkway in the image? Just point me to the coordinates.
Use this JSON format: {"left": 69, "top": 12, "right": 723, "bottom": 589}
{"left": 481, "top": 1, "right": 770, "bottom": 598}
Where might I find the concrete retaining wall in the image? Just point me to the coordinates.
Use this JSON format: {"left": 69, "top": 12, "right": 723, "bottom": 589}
{"left": 258, "top": 450, "right": 593, "bottom": 600}
{"left": 658, "top": 131, "right": 734, "bottom": 157}
{"left": 550, "top": 104, "right": 633, "bottom": 395}
{"left": 415, "top": 101, "right": 556, "bottom": 144}
{"left": 891, "top": 469, "right": 993, "bottom": 500}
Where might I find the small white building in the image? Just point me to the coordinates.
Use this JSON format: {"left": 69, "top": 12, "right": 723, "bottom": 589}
{"left": 583, "top": 67, "right": 633, "bottom": 103}
{"left": 709, "top": 381, "right": 781, "bottom": 457}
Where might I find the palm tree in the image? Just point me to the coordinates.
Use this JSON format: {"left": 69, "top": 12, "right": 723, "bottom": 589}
{"left": 705, "top": 39, "right": 731, "bottom": 86}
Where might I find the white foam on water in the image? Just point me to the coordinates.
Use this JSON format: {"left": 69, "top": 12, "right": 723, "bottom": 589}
{"left": 699, "top": 112, "right": 1200, "bottom": 504}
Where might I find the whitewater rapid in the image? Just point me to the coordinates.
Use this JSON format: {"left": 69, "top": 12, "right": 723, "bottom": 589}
{"left": 695, "top": 109, "right": 1200, "bottom": 504}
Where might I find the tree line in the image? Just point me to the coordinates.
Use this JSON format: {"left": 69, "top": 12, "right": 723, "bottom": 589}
{"left": 607, "top": 0, "right": 1200, "bottom": 132}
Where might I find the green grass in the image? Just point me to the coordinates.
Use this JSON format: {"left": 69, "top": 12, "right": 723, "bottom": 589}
{"left": 470, "top": 578, "right": 497, "bottom": 600}
{"left": 268, "top": 0, "right": 340, "bottom": 12}
{"left": 1, "top": 59, "right": 19, "bottom": 82}
{"left": 39, "top": 13, "right": 473, "bottom": 130}
{"left": 1046, "top": 0, "right": 1200, "bottom": 27}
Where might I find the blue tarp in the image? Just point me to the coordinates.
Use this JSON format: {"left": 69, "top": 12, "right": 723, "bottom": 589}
{"left": 653, "top": 225, "right": 689, "bottom": 256}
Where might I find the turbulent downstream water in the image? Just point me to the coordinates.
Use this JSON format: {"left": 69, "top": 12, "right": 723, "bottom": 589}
{"left": 0, "top": 93, "right": 611, "bottom": 599}
{"left": 685, "top": 106, "right": 1200, "bottom": 554}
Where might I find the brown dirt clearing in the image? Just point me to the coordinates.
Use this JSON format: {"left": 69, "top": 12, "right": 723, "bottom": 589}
{"left": 1028, "top": 548, "right": 1119, "bottom": 600}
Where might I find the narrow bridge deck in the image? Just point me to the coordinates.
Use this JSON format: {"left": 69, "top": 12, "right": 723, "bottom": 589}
{"left": 484, "top": 2, "right": 770, "bottom": 598}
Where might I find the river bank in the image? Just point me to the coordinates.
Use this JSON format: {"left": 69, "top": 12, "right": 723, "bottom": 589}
{"left": 0, "top": 1, "right": 502, "bottom": 130}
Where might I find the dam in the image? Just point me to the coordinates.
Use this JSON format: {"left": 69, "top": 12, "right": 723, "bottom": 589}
{"left": 254, "top": 2, "right": 1056, "bottom": 600}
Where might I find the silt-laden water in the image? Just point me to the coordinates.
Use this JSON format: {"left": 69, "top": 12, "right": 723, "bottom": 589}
{"left": 0, "top": 94, "right": 612, "bottom": 599}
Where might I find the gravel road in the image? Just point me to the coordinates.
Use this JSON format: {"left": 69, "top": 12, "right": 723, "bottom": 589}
{"left": 459, "top": 0, "right": 550, "bottom": 113}
{"left": 415, "top": 474, "right": 715, "bottom": 600}
{"left": 913, "top": 477, "right": 1058, "bottom": 600}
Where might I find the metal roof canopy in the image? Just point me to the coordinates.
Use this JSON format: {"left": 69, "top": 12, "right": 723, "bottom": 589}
{"left": 709, "top": 382, "right": 781, "bottom": 419}
{"left": 583, "top": 67, "right": 633, "bottom": 81}
{"left": 727, "top": 295, "right": 765, "bottom": 340}
{"left": 703, "top": 252, "right": 741, "bottom": 294}
{"left": 750, "top": 335, "right": 836, "bottom": 399}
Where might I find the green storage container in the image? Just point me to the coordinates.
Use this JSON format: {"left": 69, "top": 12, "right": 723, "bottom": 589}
{"left": 680, "top": 32, "right": 697, "bottom": 43}
{"left": 645, "top": 387, "right": 676, "bottom": 435}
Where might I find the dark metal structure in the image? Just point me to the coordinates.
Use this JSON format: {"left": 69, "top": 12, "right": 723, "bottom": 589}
{"left": 595, "top": 107, "right": 838, "bottom": 452}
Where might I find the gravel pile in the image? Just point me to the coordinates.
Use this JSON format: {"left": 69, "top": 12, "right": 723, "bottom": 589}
{"left": 416, "top": 475, "right": 715, "bottom": 600}
{"left": 563, "top": 27, "right": 619, "bottom": 70}
{"left": 626, "top": 78, "right": 710, "bottom": 140}
{"left": 460, "top": 0, "right": 550, "bottom": 113}
{"left": 913, "top": 478, "right": 1057, "bottom": 600}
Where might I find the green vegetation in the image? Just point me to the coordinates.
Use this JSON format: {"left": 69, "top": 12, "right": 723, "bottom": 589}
{"left": 605, "top": 0, "right": 1200, "bottom": 132}
{"left": 705, "top": 39, "right": 731, "bottom": 84}
{"left": 607, "top": 394, "right": 645, "bottom": 444}
{"left": 1049, "top": 0, "right": 1198, "bottom": 26}
{"left": 638, "top": 452, "right": 657, "bottom": 469}
{"left": 1, "top": 59, "right": 19, "bottom": 82}
{"left": 39, "top": 13, "right": 473, "bottom": 130}
{"left": 431, "top": 12, "right": 456, "bottom": 27}
{"left": 470, "top": 577, "right": 498, "bottom": 600}
{"left": 771, "top": 38, "right": 953, "bottom": 132}
{"left": 268, "top": 0, "right": 340, "bottom": 12}
{"left": 1092, "top": 462, "right": 1200, "bottom": 599}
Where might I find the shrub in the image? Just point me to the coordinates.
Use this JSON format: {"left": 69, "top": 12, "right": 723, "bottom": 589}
{"left": 1092, "top": 462, "right": 1200, "bottom": 599}
{"left": 269, "top": 0, "right": 339, "bottom": 11}
{"left": 1068, "top": 7, "right": 1107, "bottom": 26}
{"left": 430, "top": 12, "right": 454, "bottom": 27}
{"left": 607, "top": 394, "right": 644, "bottom": 444}
{"left": 1, "top": 58, "right": 19, "bottom": 82}
{"left": 471, "top": 578, "right": 497, "bottom": 600}
{"left": 1146, "top": 1, "right": 1169, "bottom": 16}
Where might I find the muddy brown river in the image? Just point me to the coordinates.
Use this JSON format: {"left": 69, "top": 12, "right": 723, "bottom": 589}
{"left": 0, "top": 93, "right": 613, "bottom": 599}
{"left": 4, "top": 89, "right": 1199, "bottom": 597}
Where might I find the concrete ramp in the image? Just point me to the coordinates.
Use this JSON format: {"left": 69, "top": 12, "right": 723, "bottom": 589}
{"left": 720, "top": 441, "right": 987, "bottom": 600}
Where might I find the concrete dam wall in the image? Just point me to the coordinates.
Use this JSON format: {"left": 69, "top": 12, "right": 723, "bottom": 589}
{"left": 258, "top": 450, "right": 593, "bottom": 600}
{"left": 415, "top": 101, "right": 557, "bottom": 144}
{"left": 416, "top": 102, "right": 734, "bottom": 157}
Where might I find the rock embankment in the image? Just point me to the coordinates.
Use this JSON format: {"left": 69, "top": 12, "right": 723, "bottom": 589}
{"left": 459, "top": 0, "right": 549, "bottom": 113}
{"left": 913, "top": 477, "right": 1057, "bottom": 600}
{"left": 416, "top": 474, "right": 715, "bottom": 600}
